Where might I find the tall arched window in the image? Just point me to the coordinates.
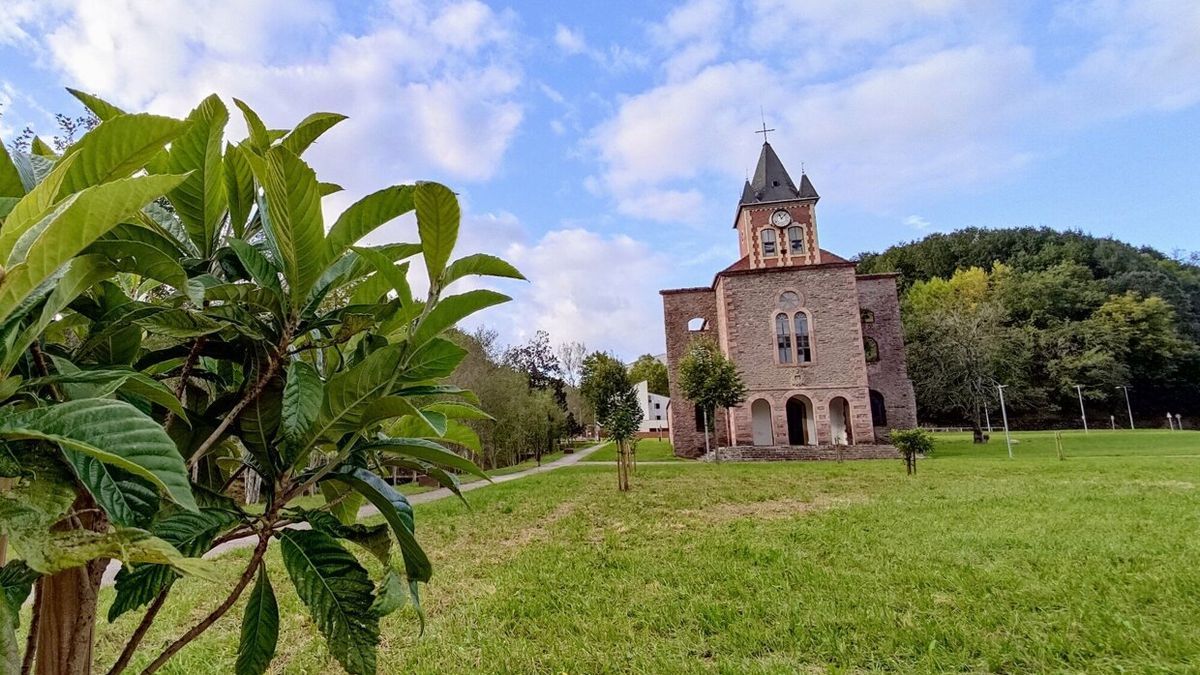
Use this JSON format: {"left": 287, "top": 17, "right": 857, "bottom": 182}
{"left": 787, "top": 226, "right": 804, "bottom": 253}
{"left": 794, "top": 313, "right": 812, "bottom": 362}
{"left": 870, "top": 390, "right": 887, "bottom": 426}
{"left": 761, "top": 229, "right": 777, "bottom": 256}
{"left": 775, "top": 313, "right": 793, "bottom": 363}
{"left": 864, "top": 337, "right": 880, "bottom": 363}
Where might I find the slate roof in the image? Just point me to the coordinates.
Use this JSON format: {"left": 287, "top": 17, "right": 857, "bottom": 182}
{"left": 739, "top": 142, "right": 818, "bottom": 205}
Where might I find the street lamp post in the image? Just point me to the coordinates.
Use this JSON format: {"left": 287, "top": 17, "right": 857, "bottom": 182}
{"left": 1117, "top": 385, "right": 1134, "bottom": 430}
{"left": 997, "top": 384, "right": 1013, "bottom": 459}
{"left": 1075, "top": 384, "right": 1088, "bottom": 433}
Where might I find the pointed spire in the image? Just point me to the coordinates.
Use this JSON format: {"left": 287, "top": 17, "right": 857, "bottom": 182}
{"left": 740, "top": 141, "right": 817, "bottom": 205}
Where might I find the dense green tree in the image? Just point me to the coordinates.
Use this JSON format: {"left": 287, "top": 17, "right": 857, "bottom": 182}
{"left": 876, "top": 234, "right": 1199, "bottom": 427}
{"left": 0, "top": 91, "right": 520, "bottom": 675}
{"left": 627, "top": 354, "right": 669, "bottom": 396}
{"left": 677, "top": 337, "right": 747, "bottom": 454}
{"left": 579, "top": 351, "right": 630, "bottom": 427}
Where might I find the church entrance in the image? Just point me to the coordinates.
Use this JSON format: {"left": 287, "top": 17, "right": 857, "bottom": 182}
{"left": 829, "top": 397, "right": 853, "bottom": 445}
{"left": 751, "top": 399, "right": 774, "bottom": 446}
{"left": 785, "top": 396, "right": 813, "bottom": 445}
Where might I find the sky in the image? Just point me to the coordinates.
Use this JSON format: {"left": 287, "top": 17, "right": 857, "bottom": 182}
{"left": 1, "top": 0, "right": 1199, "bottom": 360}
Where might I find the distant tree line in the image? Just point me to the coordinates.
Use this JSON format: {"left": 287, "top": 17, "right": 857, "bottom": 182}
{"left": 858, "top": 227, "right": 1200, "bottom": 430}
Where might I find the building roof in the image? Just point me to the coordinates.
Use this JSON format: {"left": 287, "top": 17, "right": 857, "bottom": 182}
{"left": 739, "top": 142, "right": 818, "bottom": 206}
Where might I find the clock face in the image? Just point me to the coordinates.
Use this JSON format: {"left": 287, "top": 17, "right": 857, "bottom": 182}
{"left": 771, "top": 209, "right": 792, "bottom": 227}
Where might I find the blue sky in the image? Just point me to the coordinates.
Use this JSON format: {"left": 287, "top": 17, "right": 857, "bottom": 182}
{"left": 2, "top": 0, "right": 1198, "bottom": 359}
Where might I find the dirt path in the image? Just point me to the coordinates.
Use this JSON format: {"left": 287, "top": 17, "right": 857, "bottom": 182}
{"left": 101, "top": 441, "right": 611, "bottom": 586}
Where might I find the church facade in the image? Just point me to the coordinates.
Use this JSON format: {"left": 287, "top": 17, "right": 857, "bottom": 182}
{"left": 660, "top": 142, "right": 917, "bottom": 459}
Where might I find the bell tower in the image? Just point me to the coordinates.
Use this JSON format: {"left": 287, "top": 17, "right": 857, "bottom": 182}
{"left": 733, "top": 140, "right": 821, "bottom": 269}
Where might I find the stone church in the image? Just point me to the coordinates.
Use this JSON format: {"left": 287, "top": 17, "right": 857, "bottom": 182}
{"left": 660, "top": 141, "right": 917, "bottom": 459}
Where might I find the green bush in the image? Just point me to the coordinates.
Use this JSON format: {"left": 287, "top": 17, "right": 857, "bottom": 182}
{"left": 890, "top": 428, "right": 934, "bottom": 474}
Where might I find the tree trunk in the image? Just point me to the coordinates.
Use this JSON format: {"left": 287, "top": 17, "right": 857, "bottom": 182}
{"left": 971, "top": 419, "right": 985, "bottom": 444}
{"left": 35, "top": 492, "right": 107, "bottom": 675}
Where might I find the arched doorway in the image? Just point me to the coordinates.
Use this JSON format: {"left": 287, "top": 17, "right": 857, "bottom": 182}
{"left": 829, "top": 397, "right": 853, "bottom": 445}
{"left": 751, "top": 399, "right": 774, "bottom": 446}
{"left": 869, "top": 390, "right": 887, "bottom": 426}
{"left": 785, "top": 396, "right": 814, "bottom": 445}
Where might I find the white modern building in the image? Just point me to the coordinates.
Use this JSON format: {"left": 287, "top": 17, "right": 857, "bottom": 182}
{"left": 635, "top": 380, "right": 670, "bottom": 434}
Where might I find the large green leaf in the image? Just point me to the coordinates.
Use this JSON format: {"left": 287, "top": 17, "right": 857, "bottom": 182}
{"left": 0, "top": 145, "right": 23, "bottom": 198}
{"left": 281, "top": 360, "right": 322, "bottom": 444}
{"left": 233, "top": 99, "right": 271, "bottom": 152}
{"left": 0, "top": 173, "right": 188, "bottom": 325}
{"left": 236, "top": 565, "right": 279, "bottom": 675}
{"left": 107, "top": 506, "right": 237, "bottom": 621}
{"left": 224, "top": 143, "right": 255, "bottom": 238}
{"left": 3, "top": 255, "right": 114, "bottom": 374}
{"left": 325, "top": 185, "right": 414, "bottom": 260}
{"left": 66, "top": 88, "right": 127, "bottom": 121}
{"left": 324, "top": 467, "right": 431, "bottom": 583}
{"left": 66, "top": 453, "right": 159, "bottom": 528}
{"left": 227, "top": 238, "right": 283, "bottom": 299}
{"left": 0, "top": 398, "right": 196, "bottom": 511}
{"left": 307, "top": 343, "right": 404, "bottom": 444}
{"left": 293, "top": 508, "right": 391, "bottom": 564}
{"left": 280, "top": 112, "right": 346, "bottom": 156}
{"left": 254, "top": 146, "right": 325, "bottom": 306}
{"left": 414, "top": 182, "right": 460, "bottom": 284}
{"left": 401, "top": 337, "right": 468, "bottom": 382}
{"left": 57, "top": 113, "right": 186, "bottom": 196}
{"left": 0, "top": 153, "right": 78, "bottom": 262}
{"left": 279, "top": 529, "right": 379, "bottom": 675}
{"left": 442, "top": 253, "right": 525, "bottom": 286}
{"left": 411, "top": 289, "right": 509, "bottom": 347}
{"left": 363, "top": 437, "right": 489, "bottom": 480}
{"left": 166, "top": 95, "right": 229, "bottom": 256}
{"left": 350, "top": 246, "right": 413, "bottom": 306}
{"left": 0, "top": 560, "right": 38, "bottom": 668}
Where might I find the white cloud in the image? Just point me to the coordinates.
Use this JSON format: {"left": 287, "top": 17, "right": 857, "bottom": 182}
{"left": 15, "top": 0, "right": 524, "bottom": 190}
{"left": 589, "top": 0, "right": 1200, "bottom": 218}
{"left": 501, "top": 229, "right": 667, "bottom": 357}
{"left": 554, "top": 24, "right": 588, "bottom": 55}
{"left": 904, "top": 215, "right": 932, "bottom": 230}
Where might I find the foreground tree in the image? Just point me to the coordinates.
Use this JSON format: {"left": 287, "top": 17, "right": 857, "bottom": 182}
{"left": 0, "top": 91, "right": 520, "bottom": 675}
{"left": 605, "top": 387, "right": 643, "bottom": 492}
{"left": 676, "top": 337, "right": 747, "bottom": 456}
{"left": 579, "top": 351, "right": 641, "bottom": 489}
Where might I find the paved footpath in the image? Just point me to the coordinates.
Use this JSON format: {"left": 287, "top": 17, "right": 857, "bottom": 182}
{"left": 101, "top": 441, "right": 610, "bottom": 586}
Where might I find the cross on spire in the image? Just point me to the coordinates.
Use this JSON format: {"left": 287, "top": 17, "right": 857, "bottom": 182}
{"left": 756, "top": 108, "right": 774, "bottom": 143}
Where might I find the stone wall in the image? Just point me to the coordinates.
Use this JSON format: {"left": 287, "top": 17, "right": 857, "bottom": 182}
{"left": 661, "top": 287, "right": 730, "bottom": 458}
{"left": 717, "top": 264, "right": 875, "bottom": 445}
{"left": 705, "top": 444, "right": 901, "bottom": 461}
{"left": 857, "top": 274, "right": 919, "bottom": 440}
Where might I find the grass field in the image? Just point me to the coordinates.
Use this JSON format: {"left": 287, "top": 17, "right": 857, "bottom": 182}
{"left": 83, "top": 430, "right": 1200, "bottom": 673}
{"left": 583, "top": 438, "right": 684, "bottom": 462}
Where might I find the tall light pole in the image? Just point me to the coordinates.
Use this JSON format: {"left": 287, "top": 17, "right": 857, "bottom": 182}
{"left": 1117, "top": 385, "right": 1134, "bottom": 430}
{"left": 997, "top": 384, "right": 1013, "bottom": 459}
{"left": 1075, "top": 384, "right": 1088, "bottom": 433}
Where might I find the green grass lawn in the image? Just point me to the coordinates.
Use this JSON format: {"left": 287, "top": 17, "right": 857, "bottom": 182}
{"left": 583, "top": 437, "right": 684, "bottom": 462}
{"left": 84, "top": 430, "right": 1200, "bottom": 673}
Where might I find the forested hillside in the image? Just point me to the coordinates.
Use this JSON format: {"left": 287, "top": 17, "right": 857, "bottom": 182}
{"left": 857, "top": 228, "right": 1200, "bottom": 429}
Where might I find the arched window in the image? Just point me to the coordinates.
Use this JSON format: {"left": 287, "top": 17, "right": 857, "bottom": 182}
{"left": 687, "top": 317, "right": 706, "bottom": 332}
{"left": 794, "top": 313, "right": 812, "bottom": 363}
{"left": 864, "top": 336, "right": 880, "bottom": 363}
{"left": 775, "top": 313, "right": 793, "bottom": 363}
{"left": 860, "top": 308, "right": 875, "bottom": 324}
{"left": 787, "top": 226, "right": 804, "bottom": 253}
{"left": 870, "top": 390, "right": 887, "bottom": 426}
{"left": 761, "top": 229, "right": 777, "bottom": 256}
{"left": 694, "top": 404, "right": 707, "bottom": 431}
